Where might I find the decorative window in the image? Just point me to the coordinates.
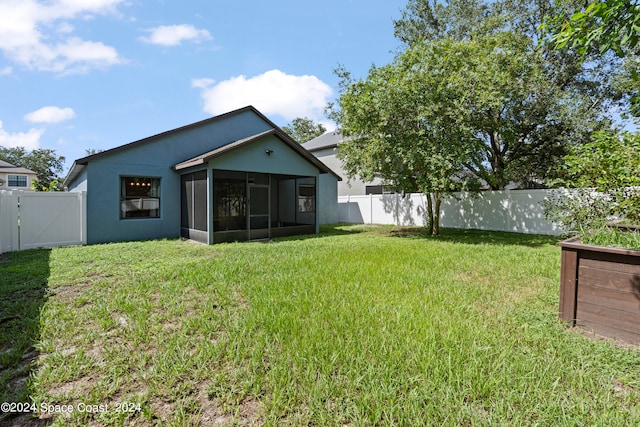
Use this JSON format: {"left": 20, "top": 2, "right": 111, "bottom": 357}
{"left": 120, "top": 177, "right": 160, "bottom": 219}
{"left": 8, "top": 175, "right": 28, "bottom": 187}
{"left": 298, "top": 184, "right": 316, "bottom": 213}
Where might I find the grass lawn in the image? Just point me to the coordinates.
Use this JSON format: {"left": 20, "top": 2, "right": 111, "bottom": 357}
{"left": 2, "top": 224, "right": 640, "bottom": 425}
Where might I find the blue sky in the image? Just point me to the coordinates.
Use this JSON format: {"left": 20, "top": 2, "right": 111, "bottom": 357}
{"left": 0, "top": 0, "right": 407, "bottom": 173}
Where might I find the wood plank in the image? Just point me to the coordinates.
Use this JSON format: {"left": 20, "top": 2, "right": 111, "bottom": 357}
{"left": 578, "top": 265, "right": 640, "bottom": 293}
{"left": 580, "top": 256, "right": 640, "bottom": 274}
{"left": 575, "top": 319, "right": 640, "bottom": 345}
{"left": 576, "top": 302, "right": 640, "bottom": 335}
{"left": 560, "top": 238, "right": 640, "bottom": 257}
{"left": 559, "top": 248, "right": 578, "bottom": 323}
{"left": 577, "top": 283, "right": 640, "bottom": 313}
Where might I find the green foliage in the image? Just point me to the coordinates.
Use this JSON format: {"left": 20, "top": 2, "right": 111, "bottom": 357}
{"left": 0, "top": 146, "right": 65, "bottom": 191}
{"left": 281, "top": 117, "right": 327, "bottom": 143}
{"left": 543, "top": 130, "right": 640, "bottom": 234}
{"left": 393, "top": 0, "right": 494, "bottom": 45}
{"left": 551, "top": 0, "right": 640, "bottom": 58}
{"left": 581, "top": 225, "right": 640, "bottom": 250}
{"left": 335, "top": 35, "right": 500, "bottom": 234}
{"left": 547, "top": 0, "right": 640, "bottom": 115}
{"left": 31, "top": 178, "right": 61, "bottom": 192}
{"left": 339, "top": 0, "right": 610, "bottom": 196}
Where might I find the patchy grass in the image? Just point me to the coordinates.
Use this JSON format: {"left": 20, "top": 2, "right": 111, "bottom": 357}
{"left": 2, "top": 225, "right": 640, "bottom": 425}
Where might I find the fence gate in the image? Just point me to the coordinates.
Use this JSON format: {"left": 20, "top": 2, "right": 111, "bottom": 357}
{"left": 0, "top": 190, "right": 86, "bottom": 253}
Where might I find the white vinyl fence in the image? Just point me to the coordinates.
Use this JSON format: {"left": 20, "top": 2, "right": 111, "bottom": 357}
{"left": 0, "top": 190, "right": 86, "bottom": 253}
{"left": 338, "top": 189, "right": 562, "bottom": 235}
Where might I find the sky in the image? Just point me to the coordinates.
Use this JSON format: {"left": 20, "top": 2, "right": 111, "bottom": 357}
{"left": 0, "top": 0, "right": 407, "bottom": 174}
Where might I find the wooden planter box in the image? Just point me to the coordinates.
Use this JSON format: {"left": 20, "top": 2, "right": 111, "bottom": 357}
{"left": 559, "top": 238, "right": 640, "bottom": 344}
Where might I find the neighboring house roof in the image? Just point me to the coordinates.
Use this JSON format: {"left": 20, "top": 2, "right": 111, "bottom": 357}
{"left": 174, "top": 128, "right": 342, "bottom": 180}
{"left": 64, "top": 105, "right": 341, "bottom": 186}
{"left": 302, "top": 131, "right": 343, "bottom": 152}
{"left": 0, "top": 159, "right": 37, "bottom": 175}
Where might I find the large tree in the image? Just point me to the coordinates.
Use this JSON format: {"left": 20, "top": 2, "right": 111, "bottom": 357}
{"left": 0, "top": 146, "right": 65, "bottom": 191}
{"left": 386, "top": 0, "right": 615, "bottom": 189}
{"left": 282, "top": 117, "right": 327, "bottom": 143}
{"left": 335, "top": 38, "right": 489, "bottom": 235}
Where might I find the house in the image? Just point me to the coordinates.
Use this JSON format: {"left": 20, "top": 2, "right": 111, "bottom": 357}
{"left": 63, "top": 106, "right": 341, "bottom": 245}
{"left": 0, "top": 160, "right": 38, "bottom": 190}
{"left": 302, "top": 132, "right": 389, "bottom": 196}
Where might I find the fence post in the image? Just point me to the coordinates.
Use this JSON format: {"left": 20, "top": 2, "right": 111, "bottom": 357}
{"left": 0, "top": 190, "right": 20, "bottom": 253}
{"left": 370, "top": 193, "right": 373, "bottom": 225}
{"left": 80, "top": 191, "right": 87, "bottom": 245}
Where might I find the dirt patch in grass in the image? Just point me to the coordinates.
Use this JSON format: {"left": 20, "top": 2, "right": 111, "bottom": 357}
{"left": 47, "top": 374, "right": 99, "bottom": 399}
{"left": 48, "top": 283, "right": 90, "bottom": 303}
{"left": 386, "top": 227, "right": 426, "bottom": 238}
{"left": 0, "top": 413, "right": 53, "bottom": 427}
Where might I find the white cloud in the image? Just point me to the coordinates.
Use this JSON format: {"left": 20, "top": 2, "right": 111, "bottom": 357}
{"left": 191, "top": 78, "right": 215, "bottom": 89}
{"left": 0, "top": 0, "right": 125, "bottom": 74}
{"left": 193, "top": 69, "right": 333, "bottom": 122}
{"left": 140, "top": 24, "right": 212, "bottom": 46}
{"left": 0, "top": 67, "right": 12, "bottom": 76}
{"left": 25, "top": 106, "right": 75, "bottom": 124}
{"left": 0, "top": 120, "right": 44, "bottom": 150}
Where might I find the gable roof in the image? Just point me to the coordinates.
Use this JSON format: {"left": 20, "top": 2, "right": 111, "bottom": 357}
{"left": 302, "top": 131, "right": 348, "bottom": 152}
{"left": 63, "top": 106, "right": 341, "bottom": 186}
{"left": 174, "top": 128, "right": 341, "bottom": 180}
{"left": 64, "top": 106, "right": 282, "bottom": 186}
{"left": 0, "top": 159, "right": 37, "bottom": 174}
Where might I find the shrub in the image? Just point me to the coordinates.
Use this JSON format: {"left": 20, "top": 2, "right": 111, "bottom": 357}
{"left": 544, "top": 130, "right": 640, "bottom": 235}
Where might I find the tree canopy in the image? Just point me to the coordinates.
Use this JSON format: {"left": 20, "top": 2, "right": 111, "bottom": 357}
{"left": 282, "top": 117, "right": 327, "bottom": 143}
{"left": 0, "top": 146, "right": 65, "bottom": 191}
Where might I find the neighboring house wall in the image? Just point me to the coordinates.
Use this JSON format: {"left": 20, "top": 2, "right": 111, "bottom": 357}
{"left": 303, "top": 134, "right": 385, "bottom": 197}
{"left": 0, "top": 167, "right": 38, "bottom": 191}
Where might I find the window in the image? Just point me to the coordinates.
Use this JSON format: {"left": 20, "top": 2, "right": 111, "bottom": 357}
{"left": 120, "top": 177, "right": 160, "bottom": 219}
{"left": 8, "top": 175, "right": 28, "bottom": 187}
{"left": 298, "top": 184, "right": 315, "bottom": 213}
{"left": 365, "top": 185, "right": 396, "bottom": 195}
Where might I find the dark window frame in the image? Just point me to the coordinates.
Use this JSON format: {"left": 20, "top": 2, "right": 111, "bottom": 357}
{"left": 8, "top": 175, "right": 28, "bottom": 187}
{"left": 298, "top": 183, "right": 316, "bottom": 213}
{"left": 120, "top": 176, "right": 161, "bottom": 219}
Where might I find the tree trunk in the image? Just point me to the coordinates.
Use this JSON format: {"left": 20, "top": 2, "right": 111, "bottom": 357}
{"left": 433, "top": 192, "right": 442, "bottom": 236}
{"left": 425, "top": 192, "right": 434, "bottom": 235}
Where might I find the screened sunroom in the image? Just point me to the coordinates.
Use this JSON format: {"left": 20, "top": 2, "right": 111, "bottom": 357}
{"left": 175, "top": 128, "right": 339, "bottom": 244}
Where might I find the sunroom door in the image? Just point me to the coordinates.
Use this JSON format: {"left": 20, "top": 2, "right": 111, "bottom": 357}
{"left": 248, "top": 185, "right": 270, "bottom": 240}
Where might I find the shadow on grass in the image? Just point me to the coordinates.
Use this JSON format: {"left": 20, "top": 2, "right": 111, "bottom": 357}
{"left": 270, "top": 223, "right": 370, "bottom": 243}
{"left": 0, "top": 249, "right": 52, "bottom": 426}
{"left": 392, "top": 227, "right": 562, "bottom": 247}
{"left": 264, "top": 223, "right": 560, "bottom": 247}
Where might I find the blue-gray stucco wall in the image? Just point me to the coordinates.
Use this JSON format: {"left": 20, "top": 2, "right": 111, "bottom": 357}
{"left": 74, "top": 110, "right": 274, "bottom": 244}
